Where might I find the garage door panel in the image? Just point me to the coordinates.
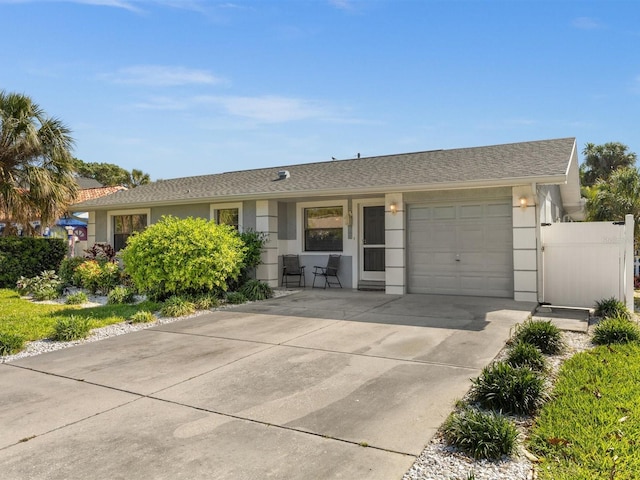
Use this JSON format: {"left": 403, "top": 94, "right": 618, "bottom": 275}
{"left": 459, "top": 205, "right": 483, "bottom": 219}
{"left": 433, "top": 206, "right": 456, "bottom": 220}
{"left": 408, "top": 200, "right": 513, "bottom": 297}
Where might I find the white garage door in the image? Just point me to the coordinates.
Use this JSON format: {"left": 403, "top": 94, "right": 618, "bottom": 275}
{"left": 408, "top": 201, "right": 514, "bottom": 297}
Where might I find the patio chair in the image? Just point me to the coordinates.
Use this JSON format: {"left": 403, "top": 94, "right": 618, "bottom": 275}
{"left": 312, "top": 254, "right": 342, "bottom": 289}
{"left": 282, "top": 254, "right": 305, "bottom": 287}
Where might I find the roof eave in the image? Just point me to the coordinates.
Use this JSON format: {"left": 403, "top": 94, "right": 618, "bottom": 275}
{"left": 72, "top": 174, "right": 569, "bottom": 212}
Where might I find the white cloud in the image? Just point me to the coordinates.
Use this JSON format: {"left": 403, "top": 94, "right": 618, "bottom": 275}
{"left": 0, "top": 0, "right": 208, "bottom": 13}
{"left": 571, "top": 16, "right": 602, "bottom": 30}
{"left": 130, "top": 93, "right": 340, "bottom": 123}
{"left": 206, "top": 95, "right": 329, "bottom": 123}
{"left": 103, "top": 65, "right": 225, "bottom": 87}
{"left": 328, "top": 0, "right": 354, "bottom": 11}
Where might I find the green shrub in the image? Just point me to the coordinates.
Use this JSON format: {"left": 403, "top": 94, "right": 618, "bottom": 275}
{"left": 59, "top": 257, "right": 87, "bottom": 286}
{"left": 74, "top": 260, "right": 120, "bottom": 294}
{"left": 121, "top": 216, "right": 246, "bottom": 300}
{"left": 471, "top": 361, "right": 547, "bottom": 415}
{"left": 16, "top": 270, "right": 63, "bottom": 300}
{"left": 52, "top": 315, "right": 91, "bottom": 341}
{"left": 129, "top": 310, "right": 155, "bottom": 324}
{"left": 595, "top": 296, "right": 630, "bottom": 319}
{"left": 65, "top": 291, "right": 88, "bottom": 305}
{"left": 189, "top": 292, "right": 220, "bottom": 310}
{"left": 160, "top": 296, "right": 196, "bottom": 317}
{"left": 239, "top": 279, "right": 274, "bottom": 301}
{"left": 592, "top": 316, "right": 640, "bottom": 345}
{"left": 0, "top": 332, "right": 25, "bottom": 355}
{"left": 443, "top": 408, "right": 518, "bottom": 460}
{"left": 0, "top": 237, "right": 66, "bottom": 288}
{"left": 225, "top": 291, "right": 247, "bottom": 305}
{"left": 107, "top": 286, "right": 136, "bottom": 305}
{"left": 506, "top": 341, "right": 546, "bottom": 372}
{"left": 512, "top": 319, "right": 564, "bottom": 355}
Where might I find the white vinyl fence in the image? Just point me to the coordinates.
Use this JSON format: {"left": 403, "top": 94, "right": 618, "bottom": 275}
{"left": 541, "top": 214, "right": 634, "bottom": 311}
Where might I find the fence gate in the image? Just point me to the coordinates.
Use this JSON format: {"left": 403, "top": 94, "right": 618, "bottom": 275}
{"left": 541, "top": 215, "right": 634, "bottom": 310}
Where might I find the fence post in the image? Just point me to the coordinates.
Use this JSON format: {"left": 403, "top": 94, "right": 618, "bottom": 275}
{"left": 625, "top": 214, "right": 635, "bottom": 313}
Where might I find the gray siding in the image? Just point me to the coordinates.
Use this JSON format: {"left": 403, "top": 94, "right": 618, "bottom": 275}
{"left": 278, "top": 202, "right": 297, "bottom": 240}
{"left": 242, "top": 201, "right": 256, "bottom": 231}
{"left": 95, "top": 210, "right": 108, "bottom": 243}
{"left": 151, "top": 203, "right": 210, "bottom": 223}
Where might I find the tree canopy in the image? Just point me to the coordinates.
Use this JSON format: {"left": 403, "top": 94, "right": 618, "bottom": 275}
{"left": 0, "top": 91, "right": 78, "bottom": 234}
{"left": 580, "top": 142, "right": 637, "bottom": 187}
{"left": 584, "top": 166, "right": 640, "bottom": 242}
{"left": 74, "top": 159, "right": 151, "bottom": 188}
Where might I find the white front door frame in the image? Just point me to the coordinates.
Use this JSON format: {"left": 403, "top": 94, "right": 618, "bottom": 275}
{"left": 354, "top": 198, "right": 386, "bottom": 283}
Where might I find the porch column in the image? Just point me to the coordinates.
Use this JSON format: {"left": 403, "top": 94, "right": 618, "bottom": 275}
{"left": 87, "top": 211, "right": 96, "bottom": 247}
{"left": 385, "top": 193, "right": 406, "bottom": 295}
{"left": 255, "top": 200, "right": 279, "bottom": 287}
{"left": 512, "top": 187, "right": 538, "bottom": 302}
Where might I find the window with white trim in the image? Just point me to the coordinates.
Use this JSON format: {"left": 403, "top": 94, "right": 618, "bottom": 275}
{"left": 113, "top": 214, "right": 147, "bottom": 251}
{"left": 210, "top": 202, "right": 243, "bottom": 231}
{"left": 304, "top": 206, "right": 343, "bottom": 251}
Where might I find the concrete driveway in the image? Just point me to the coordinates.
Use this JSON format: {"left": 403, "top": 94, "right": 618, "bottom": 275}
{"left": 0, "top": 290, "right": 535, "bottom": 479}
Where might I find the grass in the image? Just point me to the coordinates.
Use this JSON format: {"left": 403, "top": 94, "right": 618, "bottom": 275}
{"left": 0, "top": 289, "right": 161, "bottom": 349}
{"left": 529, "top": 343, "right": 640, "bottom": 480}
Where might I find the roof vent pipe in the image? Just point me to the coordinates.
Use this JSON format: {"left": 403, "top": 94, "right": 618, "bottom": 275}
{"left": 277, "top": 170, "right": 290, "bottom": 180}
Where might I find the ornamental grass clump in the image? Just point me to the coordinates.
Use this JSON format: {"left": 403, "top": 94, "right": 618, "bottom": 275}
{"left": 107, "top": 286, "right": 136, "bottom": 305}
{"left": 129, "top": 310, "right": 155, "bottom": 324}
{"left": 512, "top": 319, "right": 563, "bottom": 355}
{"left": 65, "top": 291, "right": 88, "bottom": 305}
{"left": 471, "top": 361, "right": 547, "bottom": 415}
{"left": 0, "top": 333, "right": 25, "bottom": 355}
{"left": 52, "top": 315, "right": 91, "bottom": 341}
{"left": 239, "top": 279, "right": 274, "bottom": 301}
{"left": 592, "top": 316, "right": 640, "bottom": 345}
{"left": 443, "top": 407, "right": 518, "bottom": 460}
{"left": 506, "top": 341, "right": 547, "bottom": 372}
{"left": 160, "top": 296, "right": 195, "bottom": 317}
{"left": 595, "top": 296, "right": 630, "bottom": 319}
{"left": 225, "top": 291, "right": 247, "bottom": 305}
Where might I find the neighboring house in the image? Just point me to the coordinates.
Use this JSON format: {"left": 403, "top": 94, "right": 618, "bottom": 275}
{"left": 72, "top": 137, "right": 584, "bottom": 302}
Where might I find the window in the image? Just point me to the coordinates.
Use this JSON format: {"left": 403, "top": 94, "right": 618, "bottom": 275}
{"left": 113, "top": 214, "right": 147, "bottom": 251}
{"left": 210, "top": 203, "right": 243, "bottom": 231}
{"left": 216, "top": 208, "right": 239, "bottom": 230}
{"left": 304, "top": 206, "right": 343, "bottom": 251}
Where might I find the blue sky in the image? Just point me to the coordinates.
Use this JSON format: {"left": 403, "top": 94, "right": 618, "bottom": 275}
{"left": 1, "top": 0, "right": 638, "bottom": 180}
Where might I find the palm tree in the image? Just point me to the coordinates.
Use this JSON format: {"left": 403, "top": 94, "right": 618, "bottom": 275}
{"left": 580, "top": 142, "right": 637, "bottom": 187}
{"left": 125, "top": 168, "right": 151, "bottom": 188}
{"left": 0, "top": 91, "right": 78, "bottom": 234}
{"left": 585, "top": 167, "right": 640, "bottom": 242}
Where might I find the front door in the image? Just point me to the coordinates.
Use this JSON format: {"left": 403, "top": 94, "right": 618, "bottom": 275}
{"left": 360, "top": 205, "right": 385, "bottom": 281}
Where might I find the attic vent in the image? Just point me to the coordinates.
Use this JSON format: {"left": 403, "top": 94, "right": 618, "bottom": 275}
{"left": 277, "top": 170, "right": 290, "bottom": 180}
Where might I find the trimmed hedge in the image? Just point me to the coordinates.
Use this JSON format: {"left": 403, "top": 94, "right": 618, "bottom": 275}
{"left": 0, "top": 237, "right": 66, "bottom": 288}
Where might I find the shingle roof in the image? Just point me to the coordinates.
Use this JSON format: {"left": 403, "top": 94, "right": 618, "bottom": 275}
{"left": 73, "top": 137, "right": 576, "bottom": 210}
{"left": 76, "top": 177, "right": 104, "bottom": 189}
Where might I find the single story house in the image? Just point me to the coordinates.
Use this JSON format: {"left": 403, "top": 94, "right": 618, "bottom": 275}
{"left": 72, "top": 137, "right": 584, "bottom": 302}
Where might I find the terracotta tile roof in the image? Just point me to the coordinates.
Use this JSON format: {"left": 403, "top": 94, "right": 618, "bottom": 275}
{"left": 72, "top": 137, "right": 577, "bottom": 210}
{"left": 75, "top": 186, "right": 127, "bottom": 204}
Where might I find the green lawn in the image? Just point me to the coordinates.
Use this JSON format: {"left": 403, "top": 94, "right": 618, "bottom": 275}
{"left": 0, "top": 289, "right": 161, "bottom": 346}
{"left": 529, "top": 343, "right": 640, "bottom": 480}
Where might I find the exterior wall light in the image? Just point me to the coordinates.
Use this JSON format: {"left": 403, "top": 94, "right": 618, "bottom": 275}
{"left": 520, "top": 196, "right": 528, "bottom": 208}
{"left": 389, "top": 202, "right": 397, "bottom": 214}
